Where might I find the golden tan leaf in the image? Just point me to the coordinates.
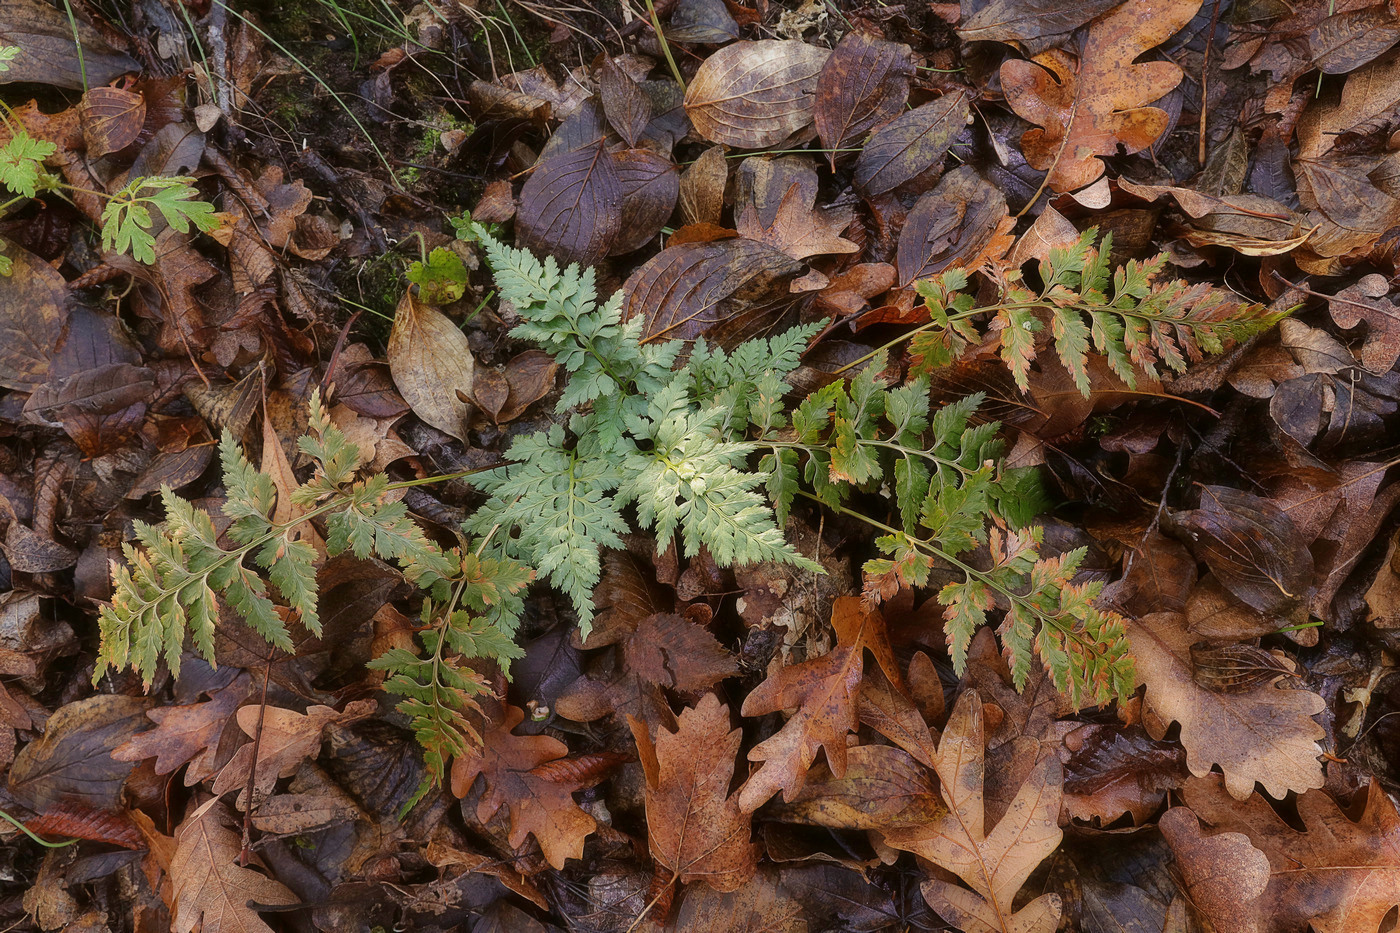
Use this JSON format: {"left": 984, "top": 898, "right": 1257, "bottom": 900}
{"left": 684, "top": 40, "right": 829, "bottom": 148}
{"left": 387, "top": 291, "right": 476, "bottom": 440}
{"left": 170, "top": 801, "right": 297, "bottom": 933}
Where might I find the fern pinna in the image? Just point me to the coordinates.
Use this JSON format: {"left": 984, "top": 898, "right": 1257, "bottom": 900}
{"left": 101, "top": 226, "right": 1285, "bottom": 802}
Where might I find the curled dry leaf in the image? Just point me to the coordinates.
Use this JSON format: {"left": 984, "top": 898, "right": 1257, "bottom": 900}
{"left": 517, "top": 142, "right": 623, "bottom": 266}
{"left": 957, "top": 0, "right": 1122, "bottom": 55}
{"left": 685, "top": 40, "right": 830, "bottom": 148}
{"left": 1128, "top": 612, "right": 1325, "bottom": 800}
{"left": 635, "top": 693, "right": 758, "bottom": 891}
{"left": 814, "top": 32, "right": 913, "bottom": 165}
{"left": 853, "top": 92, "right": 970, "bottom": 198}
{"left": 1182, "top": 774, "right": 1400, "bottom": 933}
{"left": 896, "top": 166, "right": 1015, "bottom": 285}
{"left": 679, "top": 145, "right": 728, "bottom": 227}
{"left": 1000, "top": 0, "right": 1195, "bottom": 193}
{"left": 387, "top": 290, "right": 475, "bottom": 441}
{"left": 881, "top": 691, "right": 1063, "bottom": 933}
{"left": 600, "top": 57, "right": 652, "bottom": 148}
{"left": 171, "top": 800, "right": 298, "bottom": 933}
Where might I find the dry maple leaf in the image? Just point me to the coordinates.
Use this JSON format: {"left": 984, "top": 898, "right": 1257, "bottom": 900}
{"left": 1128, "top": 612, "right": 1325, "bottom": 800}
{"left": 210, "top": 699, "right": 376, "bottom": 799}
{"left": 170, "top": 801, "right": 297, "bottom": 933}
{"left": 112, "top": 674, "right": 249, "bottom": 785}
{"left": 449, "top": 705, "right": 600, "bottom": 869}
{"left": 633, "top": 693, "right": 758, "bottom": 892}
{"left": 1181, "top": 774, "right": 1400, "bottom": 933}
{"left": 1000, "top": 0, "right": 1197, "bottom": 193}
{"left": 737, "top": 596, "right": 898, "bottom": 811}
{"left": 881, "top": 690, "right": 1063, "bottom": 933}
{"left": 735, "top": 182, "right": 860, "bottom": 261}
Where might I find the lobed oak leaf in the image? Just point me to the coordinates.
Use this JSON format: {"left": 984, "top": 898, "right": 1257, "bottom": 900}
{"left": 882, "top": 690, "right": 1063, "bottom": 933}
{"left": 1000, "top": 0, "right": 1196, "bottom": 193}
{"left": 772, "top": 744, "right": 944, "bottom": 831}
{"left": 1128, "top": 612, "right": 1325, "bottom": 800}
{"left": 211, "top": 699, "right": 376, "bottom": 799}
{"left": 170, "top": 800, "right": 298, "bottom": 933}
{"left": 1181, "top": 774, "right": 1400, "bottom": 933}
{"left": 636, "top": 693, "right": 758, "bottom": 891}
{"left": 112, "top": 673, "right": 250, "bottom": 785}
{"left": 625, "top": 612, "right": 739, "bottom": 693}
{"left": 450, "top": 705, "right": 601, "bottom": 869}
{"left": 735, "top": 182, "right": 859, "bottom": 261}
{"left": 737, "top": 597, "right": 895, "bottom": 811}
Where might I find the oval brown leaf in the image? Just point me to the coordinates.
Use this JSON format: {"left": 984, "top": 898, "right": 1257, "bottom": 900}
{"left": 80, "top": 87, "right": 145, "bottom": 157}
{"left": 0, "top": 243, "right": 66, "bottom": 390}
{"left": 854, "top": 92, "right": 969, "bottom": 197}
{"left": 666, "top": 0, "right": 739, "bottom": 43}
{"left": 679, "top": 145, "right": 727, "bottom": 227}
{"left": 610, "top": 148, "right": 679, "bottom": 255}
{"left": 814, "top": 32, "right": 912, "bottom": 164}
{"left": 517, "top": 142, "right": 623, "bottom": 266}
{"left": 623, "top": 238, "right": 803, "bottom": 346}
{"left": 896, "top": 166, "right": 1012, "bottom": 285}
{"left": 387, "top": 291, "right": 475, "bottom": 440}
{"left": 685, "top": 40, "right": 830, "bottom": 148}
{"left": 600, "top": 57, "right": 652, "bottom": 148}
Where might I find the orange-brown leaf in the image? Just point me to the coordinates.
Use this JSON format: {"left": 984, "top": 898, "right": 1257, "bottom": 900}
{"left": 737, "top": 597, "right": 888, "bottom": 811}
{"left": 1000, "top": 0, "right": 1196, "bottom": 193}
{"left": 450, "top": 705, "right": 600, "bottom": 869}
{"left": 170, "top": 801, "right": 297, "bottom": 933}
{"left": 642, "top": 693, "right": 758, "bottom": 891}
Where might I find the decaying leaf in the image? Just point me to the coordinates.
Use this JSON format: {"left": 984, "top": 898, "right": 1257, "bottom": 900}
{"left": 813, "top": 32, "right": 912, "bottom": 164}
{"left": 211, "top": 700, "right": 376, "bottom": 799}
{"left": 636, "top": 693, "right": 758, "bottom": 891}
{"left": 1128, "top": 612, "right": 1325, "bottom": 800}
{"left": 1159, "top": 806, "right": 1269, "bottom": 933}
{"left": 1183, "top": 774, "right": 1400, "bottom": 933}
{"left": 387, "top": 290, "right": 476, "bottom": 440}
{"left": 773, "top": 744, "right": 944, "bottom": 831}
{"left": 450, "top": 705, "right": 604, "bottom": 869}
{"left": 113, "top": 674, "right": 251, "bottom": 785}
{"left": 8, "top": 694, "right": 151, "bottom": 812}
{"left": 853, "top": 91, "right": 969, "bottom": 198}
{"left": 1001, "top": 0, "right": 1196, "bottom": 192}
{"left": 685, "top": 40, "right": 830, "bottom": 148}
{"left": 517, "top": 143, "right": 623, "bottom": 266}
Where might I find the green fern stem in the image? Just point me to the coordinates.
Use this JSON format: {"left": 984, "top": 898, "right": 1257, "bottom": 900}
{"left": 797, "top": 490, "right": 1133, "bottom": 706}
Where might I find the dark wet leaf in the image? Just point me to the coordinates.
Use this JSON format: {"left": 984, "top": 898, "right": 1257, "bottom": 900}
{"left": 600, "top": 57, "right": 652, "bottom": 148}
{"left": 667, "top": 0, "right": 739, "bottom": 43}
{"left": 0, "top": 0, "right": 138, "bottom": 89}
{"left": 1167, "top": 486, "right": 1315, "bottom": 616}
{"left": 853, "top": 92, "right": 968, "bottom": 197}
{"left": 814, "top": 33, "right": 912, "bottom": 165}
{"left": 895, "top": 166, "right": 1013, "bottom": 285}
{"left": 1189, "top": 644, "right": 1298, "bottom": 694}
{"left": 8, "top": 695, "right": 151, "bottom": 812}
{"left": 609, "top": 148, "right": 679, "bottom": 255}
{"left": 0, "top": 242, "right": 66, "bottom": 390}
{"left": 623, "top": 238, "right": 803, "bottom": 346}
{"left": 957, "top": 0, "right": 1123, "bottom": 55}
{"left": 517, "top": 142, "right": 623, "bottom": 266}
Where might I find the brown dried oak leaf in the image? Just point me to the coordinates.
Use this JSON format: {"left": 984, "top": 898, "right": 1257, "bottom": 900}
{"left": 1158, "top": 806, "right": 1269, "bottom": 933}
{"left": 112, "top": 673, "right": 250, "bottom": 785}
{"left": 1128, "top": 612, "right": 1325, "bottom": 800}
{"left": 882, "top": 690, "right": 1063, "bottom": 933}
{"left": 171, "top": 801, "right": 297, "bottom": 933}
{"left": 450, "top": 705, "right": 604, "bottom": 869}
{"left": 1000, "top": 0, "right": 1196, "bottom": 193}
{"left": 210, "top": 699, "right": 376, "bottom": 799}
{"left": 634, "top": 693, "right": 758, "bottom": 892}
{"left": 1182, "top": 774, "right": 1400, "bottom": 933}
{"left": 737, "top": 596, "right": 898, "bottom": 811}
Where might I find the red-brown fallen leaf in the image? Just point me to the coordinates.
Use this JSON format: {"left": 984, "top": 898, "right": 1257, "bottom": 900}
{"left": 113, "top": 673, "right": 250, "bottom": 786}
{"left": 1000, "top": 0, "right": 1196, "bottom": 193}
{"left": 635, "top": 693, "right": 758, "bottom": 891}
{"left": 26, "top": 801, "right": 144, "bottom": 849}
{"left": 896, "top": 166, "right": 1015, "bottom": 286}
{"left": 625, "top": 613, "right": 739, "bottom": 692}
{"left": 773, "top": 744, "right": 944, "bottom": 830}
{"left": 1158, "top": 806, "right": 1269, "bottom": 933}
{"left": 1128, "top": 612, "right": 1325, "bottom": 800}
{"left": 516, "top": 142, "right": 623, "bottom": 266}
{"left": 881, "top": 691, "right": 1063, "bottom": 933}
{"left": 170, "top": 800, "right": 297, "bottom": 933}
{"left": 1061, "top": 724, "right": 1186, "bottom": 826}
{"left": 1182, "top": 774, "right": 1400, "bottom": 933}
{"left": 450, "top": 705, "right": 602, "bottom": 869}
{"left": 737, "top": 597, "right": 896, "bottom": 811}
